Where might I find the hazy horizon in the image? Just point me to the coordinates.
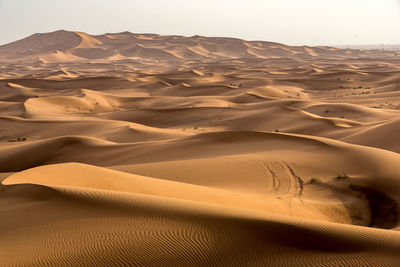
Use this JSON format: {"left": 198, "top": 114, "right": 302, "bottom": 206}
{"left": 0, "top": 0, "right": 399, "bottom": 46}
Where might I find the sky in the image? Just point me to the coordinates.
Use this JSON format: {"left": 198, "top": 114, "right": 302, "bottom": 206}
{"left": 0, "top": 0, "right": 399, "bottom": 46}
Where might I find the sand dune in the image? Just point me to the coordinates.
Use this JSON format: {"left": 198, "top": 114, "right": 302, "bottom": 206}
{"left": 1, "top": 182, "right": 400, "bottom": 266}
{"left": 1, "top": 30, "right": 400, "bottom": 265}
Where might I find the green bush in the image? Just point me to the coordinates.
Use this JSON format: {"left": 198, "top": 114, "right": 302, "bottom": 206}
{"left": 336, "top": 173, "right": 349, "bottom": 179}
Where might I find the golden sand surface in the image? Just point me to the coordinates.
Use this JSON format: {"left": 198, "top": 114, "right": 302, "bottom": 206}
{"left": 1, "top": 30, "right": 400, "bottom": 266}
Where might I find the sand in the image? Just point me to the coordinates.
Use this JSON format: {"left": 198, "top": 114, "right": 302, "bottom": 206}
{"left": 1, "top": 30, "right": 400, "bottom": 266}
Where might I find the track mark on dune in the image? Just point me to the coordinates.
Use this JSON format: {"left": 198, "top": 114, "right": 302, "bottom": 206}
{"left": 259, "top": 163, "right": 281, "bottom": 194}
{"left": 259, "top": 163, "right": 273, "bottom": 193}
{"left": 258, "top": 162, "right": 304, "bottom": 201}
{"left": 283, "top": 163, "right": 304, "bottom": 200}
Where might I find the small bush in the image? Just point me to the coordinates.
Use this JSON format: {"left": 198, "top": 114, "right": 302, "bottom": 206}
{"left": 275, "top": 129, "right": 280, "bottom": 132}
{"left": 8, "top": 137, "right": 27, "bottom": 142}
{"left": 310, "top": 177, "right": 318, "bottom": 184}
{"left": 336, "top": 173, "right": 349, "bottom": 179}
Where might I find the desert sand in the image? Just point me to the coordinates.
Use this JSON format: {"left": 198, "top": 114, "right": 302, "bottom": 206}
{"left": 0, "top": 30, "right": 400, "bottom": 266}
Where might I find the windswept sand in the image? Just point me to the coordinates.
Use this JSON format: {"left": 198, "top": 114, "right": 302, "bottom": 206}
{"left": 1, "top": 30, "right": 400, "bottom": 266}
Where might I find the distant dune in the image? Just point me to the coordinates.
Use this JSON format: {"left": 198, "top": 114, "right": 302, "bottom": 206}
{"left": 1, "top": 30, "right": 398, "bottom": 62}
{"left": 336, "top": 44, "right": 400, "bottom": 51}
{"left": 1, "top": 30, "right": 400, "bottom": 266}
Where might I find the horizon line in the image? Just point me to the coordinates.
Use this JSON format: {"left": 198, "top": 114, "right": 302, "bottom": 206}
{"left": 1, "top": 29, "right": 400, "bottom": 49}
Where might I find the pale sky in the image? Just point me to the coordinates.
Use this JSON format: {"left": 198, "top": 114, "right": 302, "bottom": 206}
{"left": 0, "top": 0, "right": 399, "bottom": 46}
